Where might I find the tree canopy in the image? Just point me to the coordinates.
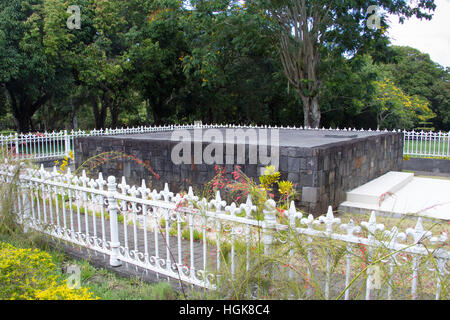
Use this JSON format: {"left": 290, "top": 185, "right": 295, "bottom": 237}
{"left": 0, "top": 0, "right": 447, "bottom": 132}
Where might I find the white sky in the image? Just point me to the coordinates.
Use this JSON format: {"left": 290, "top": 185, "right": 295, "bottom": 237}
{"left": 385, "top": 0, "right": 450, "bottom": 68}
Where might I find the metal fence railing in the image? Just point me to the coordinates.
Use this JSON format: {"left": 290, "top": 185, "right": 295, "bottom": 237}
{"left": 1, "top": 162, "right": 448, "bottom": 299}
{"left": 1, "top": 125, "right": 449, "bottom": 160}
{"left": 403, "top": 130, "right": 450, "bottom": 158}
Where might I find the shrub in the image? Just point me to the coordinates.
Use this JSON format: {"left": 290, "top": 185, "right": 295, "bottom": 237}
{"left": 0, "top": 242, "right": 98, "bottom": 300}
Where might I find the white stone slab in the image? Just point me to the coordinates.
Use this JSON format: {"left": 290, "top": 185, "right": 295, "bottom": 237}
{"left": 346, "top": 171, "right": 414, "bottom": 205}
{"left": 340, "top": 175, "right": 450, "bottom": 220}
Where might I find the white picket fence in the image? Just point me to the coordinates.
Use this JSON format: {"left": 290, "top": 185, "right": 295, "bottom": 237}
{"left": 0, "top": 125, "right": 449, "bottom": 160}
{"left": 403, "top": 130, "right": 450, "bottom": 158}
{"left": 0, "top": 162, "right": 448, "bottom": 299}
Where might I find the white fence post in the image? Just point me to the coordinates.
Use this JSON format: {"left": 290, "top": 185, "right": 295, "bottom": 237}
{"left": 14, "top": 133, "right": 19, "bottom": 159}
{"left": 64, "top": 130, "right": 70, "bottom": 157}
{"left": 263, "top": 199, "right": 277, "bottom": 280}
{"left": 106, "top": 176, "right": 122, "bottom": 267}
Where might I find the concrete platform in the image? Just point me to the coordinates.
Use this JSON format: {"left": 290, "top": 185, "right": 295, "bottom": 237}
{"left": 345, "top": 171, "right": 414, "bottom": 205}
{"left": 340, "top": 172, "right": 450, "bottom": 220}
{"left": 112, "top": 128, "right": 386, "bottom": 148}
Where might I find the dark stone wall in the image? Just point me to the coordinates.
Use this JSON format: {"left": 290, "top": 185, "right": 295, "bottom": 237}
{"left": 75, "top": 131, "right": 403, "bottom": 216}
{"left": 279, "top": 132, "right": 404, "bottom": 215}
{"left": 402, "top": 157, "right": 450, "bottom": 174}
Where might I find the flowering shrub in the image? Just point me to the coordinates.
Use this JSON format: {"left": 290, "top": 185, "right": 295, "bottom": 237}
{"left": 54, "top": 150, "right": 74, "bottom": 173}
{"left": 202, "top": 165, "right": 298, "bottom": 220}
{"left": 0, "top": 242, "right": 98, "bottom": 300}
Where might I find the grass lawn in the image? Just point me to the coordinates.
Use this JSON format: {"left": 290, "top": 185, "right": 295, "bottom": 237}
{"left": 404, "top": 139, "right": 449, "bottom": 158}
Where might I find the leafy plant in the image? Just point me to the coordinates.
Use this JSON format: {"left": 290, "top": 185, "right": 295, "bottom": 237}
{"left": 0, "top": 242, "right": 98, "bottom": 300}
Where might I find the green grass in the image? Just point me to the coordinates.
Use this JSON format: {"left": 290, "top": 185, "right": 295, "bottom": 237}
{"left": 404, "top": 139, "right": 449, "bottom": 158}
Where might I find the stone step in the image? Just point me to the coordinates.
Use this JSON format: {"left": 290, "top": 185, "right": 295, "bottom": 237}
{"left": 345, "top": 171, "right": 414, "bottom": 205}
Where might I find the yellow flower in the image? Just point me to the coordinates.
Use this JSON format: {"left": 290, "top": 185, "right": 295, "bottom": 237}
{"left": 0, "top": 242, "right": 98, "bottom": 300}
{"left": 264, "top": 165, "right": 276, "bottom": 176}
{"left": 278, "top": 180, "right": 294, "bottom": 195}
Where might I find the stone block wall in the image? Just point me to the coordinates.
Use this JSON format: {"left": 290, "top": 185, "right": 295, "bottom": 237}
{"left": 278, "top": 132, "right": 404, "bottom": 215}
{"left": 75, "top": 131, "right": 403, "bottom": 216}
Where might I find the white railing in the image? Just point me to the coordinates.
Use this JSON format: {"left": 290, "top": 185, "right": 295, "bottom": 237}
{"left": 1, "top": 162, "right": 448, "bottom": 299}
{"left": 0, "top": 131, "right": 72, "bottom": 161}
{"left": 1, "top": 125, "right": 448, "bottom": 160}
{"left": 403, "top": 130, "right": 450, "bottom": 158}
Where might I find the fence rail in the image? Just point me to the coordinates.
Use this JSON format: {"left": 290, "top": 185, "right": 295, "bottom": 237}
{"left": 1, "top": 125, "right": 449, "bottom": 160}
{"left": 0, "top": 162, "right": 448, "bottom": 299}
{"left": 403, "top": 130, "right": 450, "bottom": 158}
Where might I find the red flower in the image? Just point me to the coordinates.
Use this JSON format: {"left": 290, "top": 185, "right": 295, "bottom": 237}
{"left": 276, "top": 207, "right": 285, "bottom": 218}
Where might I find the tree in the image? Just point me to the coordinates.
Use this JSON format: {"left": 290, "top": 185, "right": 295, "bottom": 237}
{"left": 123, "top": 0, "right": 188, "bottom": 125}
{"left": 319, "top": 53, "right": 379, "bottom": 129}
{"left": 0, "top": 0, "right": 76, "bottom": 132}
{"left": 72, "top": 0, "right": 136, "bottom": 129}
{"left": 380, "top": 46, "right": 449, "bottom": 131}
{"left": 370, "top": 77, "right": 435, "bottom": 130}
{"left": 180, "top": 0, "right": 297, "bottom": 125}
{"left": 262, "top": 0, "right": 436, "bottom": 128}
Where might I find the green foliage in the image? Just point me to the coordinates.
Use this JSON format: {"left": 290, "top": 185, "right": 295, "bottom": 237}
{"left": 181, "top": 228, "right": 203, "bottom": 242}
{"left": 180, "top": 1, "right": 295, "bottom": 124}
{"left": 260, "top": 0, "right": 437, "bottom": 127}
{"left": 0, "top": 242, "right": 98, "bottom": 300}
{"left": 379, "top": 46, "right": 450, "bottom": 131}
{"left": 0, "top": 0, "right": 445, "bottom": 132}
{"left": 0, "top": 0, "right": 76, "bottom": 132}
{"left": 370, "top": 77, "right": 435, "bottom": 130}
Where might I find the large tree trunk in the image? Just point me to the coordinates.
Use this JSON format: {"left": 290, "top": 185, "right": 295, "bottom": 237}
{"left": 273, "top": 1, "right": 329, "bottom": 129}
{"left": 148, "top": 96, "right": 162, "bottom": 125}
{"left": 91, "top": 95, "right": 107, "bottom": 129}
{"left": 16, "top": 110, "right": 34, "bottom": 133}
{"left": 7, "top": 86, "right": 48, "bottom": 133}
{"left": 299, "top": 93, "right": 320, "bottom": 128}
{"left": 68, "top": 97, "right": 82, "bottom": 130}
{"left": 110, "top": 101, "right": 120, "bottom": 129}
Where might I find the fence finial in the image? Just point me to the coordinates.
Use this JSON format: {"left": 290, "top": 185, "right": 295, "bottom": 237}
{"left": 318, "top": 206, "right": 340, "bottom": 233}
{"left": 210, "top": 191, "right": 226, "bottom": 212}
{"left": 95, "top": 172, "right": 106, "bottom": 189}
{"left": 288, "top": 201, "right": 302, "bottom": 226}
{"left": 406, "top": 217, "right": 432, "bottom": 243}
{"left": 362, "top": 211, "right": 384, "bottom": 236}
{"left": 138, "top": 179, "right": 150, "bottom": 198}
{"left": 340, "top": 219, "right": 361, "bottom": 237}
{"left": 225, "top": 202, "right": 241, "bottom": 216}
{"left": 160, "top": 183, "right": 173, "bottom": 201}
{"left": 240, "top": 195, "right": 256, "bottom": 218}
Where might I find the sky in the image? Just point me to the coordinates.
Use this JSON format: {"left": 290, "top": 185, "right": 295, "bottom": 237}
{"left": 385, "top": 0, "right": 450, "bottom": 68}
